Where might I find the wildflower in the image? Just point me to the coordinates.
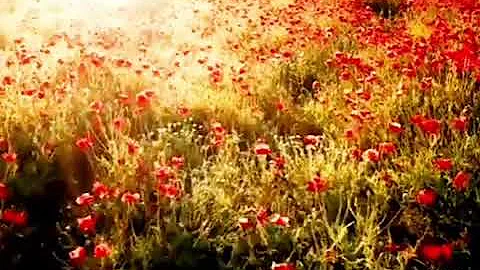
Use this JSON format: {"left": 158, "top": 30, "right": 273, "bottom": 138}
{"left": 276, "top": 100, "right": 286, "bottom": 112}
{"left": 256, "top": 208, "right": 270, "bottom": 226}
{"left": 453, "top": 171, "right": 470, "bottom": 192}
{"left": 421, "top": 243, "right": 453, "bottom": 262}
{"left": 239, "top": 217, "right": 254, "bottom": 231}
{"left": 1, "top": 152, "right": 17, "bottom": 164}
{"left": 177, "top": 106, "right": 191, "bottom": 118}
{"left": 75, "top": 193, "right": 95, "bottom": 207}
{"left": 94, "top": 243, "right": 112, "bottom": 259}
{"left": 170, "top": 156, "right": 185, "bottom": 169}
{"left": 113, "top": 117, "right": 127, "bottom": 132}
{"left": 254, "top": 142, "right": 272, "bottom": 156}
{"left": 2, "top": 209, "right": 28, "bottom": 226}
{"left": 270, "top": 214, "right": 289, "bottom": 227}
{"left": 121, "top": 192, "right": 141, "bottom": 205}
{"left": 271, "top": 262, "right": 295, "bottom": 270}
{"left": 69, "top": 246, "right": 87, "bottom": 267}
{"left": 75, "top": 137, "right": 94, "bottom": 152}
{"left": 451, "top": 116, "right": 468, "bottom": 132}
{"left": 77, "top": 215, "right": 96, "bottom": 234}
{"left": 155, "top": 166, "right": 172, "bottom": 183}
{"left": 419, "top": 119, "right": 441, "bottom": 136}
{"left": 433, "top": 158, "right": 453, "bottom": 171}
{"left": 0, "top": 183, "right": 9, "bottom": 201}
{"left": 158, "top": 183, "right": 180, "bottom": 199}
{"left": 92, "top": 181, "right": 110, "bottom": 199}
{"left": 416, "top": 189, "right": 437, "bottom": 207}
{"left": 364, "top": 148, "right": 380, "bottom": 163}
{"left": 307, "top": 175, "right": 328, "bottom": 193}
{"left": 304, "top": 135, "right": 320, "bottom": 146}
{"left": 388, "top": 122, "right": 403, "bottom": 134}
{"left": 127, "top": 139, "right": 140, "bottom": 155}
{"left": 378, "top": 142, "right": 396, "bottom": 156}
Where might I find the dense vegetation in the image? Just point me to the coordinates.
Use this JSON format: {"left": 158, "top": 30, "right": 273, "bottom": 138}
{"left": 1, "top": 0, "right": 480, "bottom": 269}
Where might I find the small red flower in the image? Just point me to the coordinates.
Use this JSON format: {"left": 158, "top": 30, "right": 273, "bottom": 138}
{"left": 364, "top": 148, "right": 380, "bottom": 163}
{"left": 453, "top": 171, "right": 471, "bottom": 192}
{"left": 307, "top": 175, "right": 328, "bottom": 193}
{"left": 421, "top": 243, "right": 453, "bottom": 262}
{"left": 127, "top": 139, "right": 140, "bottom": 155}
{"left": 94, "top": 243, "right": 112, "bottom": 259}
{"left": 238, "top": 217, "right": 254, "bottom": 231}
{"left": 419, "top": 119, "right": 442, "bottom": 136}
{"left": 69, "top": 246, "right": 88, "bottom": 267}
{"left": 270, "top": 214, "right": 289, "bottom": 227}
{"left": 378, "top": 142, "right": 396, "bottom": 156}
{"left": 421, "top": 244, "right": 443, "bottom": 262}
{"left": 75, "top": 137, "right": 94, "bottom": 152}
{"left": 170, "top": 156, "right": 185, "bottom": 169}
{"left": 2, "top": 209, "right": 28, "bottom": 226}
{"left": 433, "top": 158, "right": 453, "bottom": 171}
{"left": 388, "top": 122, "right": 403, "bottom": 134}
{"left": 155, "top": 166, "right": 172, "bottom": 183}
{"left": 77, "top": 215, "right": 96, "bottom": 234}
{"left": 271, "top": 262, "right": 296, "bottom": 270}
{"left": 158, "top": 183, "right": 180, "bottom": 199}
{"left": 276, "top": 101, "right": 286, "bottom": 112}
{"left": 177, "top": 106, "right": 191, "bottom": 118}
{"left": 121, "top": 192, "right": 141, "bottom": 205}
{"left": 256, "top": 208, "right": 270, "bottom": 226}
{"left": 255, "top": 143, "right": 272, "bottom": 156}
{"left": 416, "top": 189, "right": 437, "bottom": 207}
{"left": 304, "top": 135, "right": 320, "bottom": 146}
{"left": 113, "top": 117, "right": 127, "bottom": 132}
{"left": 92, "top": 181, "right": 110, "bottom": 199}
{"left": 451, "top": 116, "right": 468, "bottom": 132}
{"left": 0, "top": 183, "right": 9, "bottom": 201}
{"left": 1, "top": 152, "right": 17, "bottom": 164}
{"left": 75, "top": 193, "right": 95, "bottom": 206}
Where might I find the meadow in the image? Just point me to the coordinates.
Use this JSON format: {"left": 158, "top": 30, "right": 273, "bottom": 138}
{"left": 0, "top": 0, "right": 479, "bottom": 269}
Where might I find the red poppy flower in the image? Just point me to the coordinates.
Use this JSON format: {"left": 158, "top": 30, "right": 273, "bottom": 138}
{"left": 92, "top": 181, "right": 110, "bottom": 199}
{"left": 69, "top": 246, "right": 87, "bottom": 267}
{"left": 77, "top": 215, "right": 96, "bottom": 234}
{"left": 238, "top": 217, "right": 254, "bottom": 231}
{"left": 158, "top": 183, "right": 180, "bottom": 199}
{"left": 121, "top": 192, "right": 141, "bottom": 205}
{"left": 378, "top": 142, "right": 396, "bottom": 156}
{"left": 255, "top": 143, "right": 272, "bottom": 156}
{"left": 364, "top": 148, "right": 380, "bottom": 163}
{"left": 1, "top": 153, "right": 17, "bottom": 164}
{"left": 307, "top": 175, "right": 328, "bottom": 193}
{"left": 75, "top": 137, "right": 94, "bottom": 152}
{"left": 416, "top": 189, "right": 437, "bottom": 207}
{"left": 113, "top": 117, "right": 127, "bottom": 132}
{"left": 0, "top": 183, "right": 9, "bottom": 201}
{"left": 419, "top": 119, "right": 442, "bottom": 136}
{"left": 94, "top": 243, "right": 112, "bottom": 259}
{"left": 304, "top": 135, "right": 319, "bottom": 146}
{"left": 2, "top": 209, "right": 28, "bottom": 226}
{"left": 75, "top": 193, "right": 95, "bottom": 207}
{"left": 453, "top": 171, "right": 470, "bottom": 191}
{"left": 433, "top": 158, "right": 453, "bottom": 171}
{"left": 256, "top": 209, "right": 270, "bottom": 226}
{"left": 271, "top": 262, "right": 296, "bottom": 270}
{"left": 451, "top": 116, "right": 468, "bottom": 132}
{"left": 388, "top": 122, "right": 403, "bottom": 134}
{"left": 170, "top": 156, "right": 185, "bottom": 169}
{"left": 421, "top": 243, "right": 453, "bottom": 262}
{"left": 127, "top": 139, "right": 140, "bottom": 155}
{"left": 270, "top": 214, "right": 289, "bottom": 227}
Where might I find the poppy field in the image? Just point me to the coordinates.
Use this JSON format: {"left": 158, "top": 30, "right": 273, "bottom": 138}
{"left": 1, "top": 0, "right": 480, "bottom": 269}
